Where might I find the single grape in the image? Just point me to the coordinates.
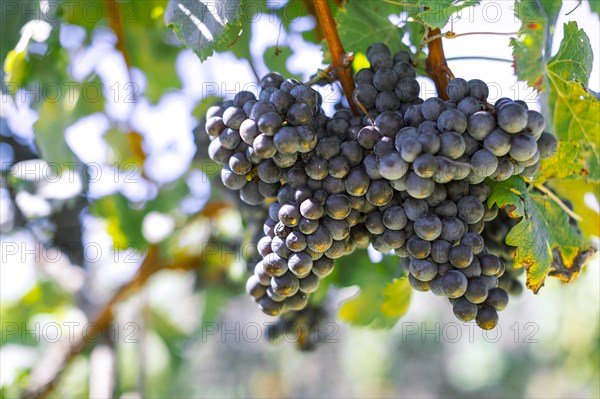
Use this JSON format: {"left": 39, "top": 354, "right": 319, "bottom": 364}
{"left": 486, "top": 287, "right": 509, "bottom": 311}
{"left": 345, "top": 166, "right": 370, "bottom": 196}
{"left": 457, "top": 196, "right": 485, "bottom": 224}
{"left": 404, "top": 198, "right": 429, "bottom": 221}
{"left": 442, "top": 270, "right": 468, "bottom": 298}
{"left": 395, "top": 77, "right": 420, "bottom": 102}
{"left": 438, "top": 108, "right": 468, "bottom": 133}
{"left": 408, "top": 273, "right": 431, "bottom": 292}
{"left": 383, "top": 206, "right": 408, "bottom": 230}
{"left": 438, "top": 132, "right": 466, "bottom": 159}
{"left": 449, "top": 244, "right": 473, "bottom": 268}
{"left": 299, "top": 273, "right": 320, "bottom": 293}
{"left": 537, "top": 132, "right": 558, "bottom": 159}
{"left": 464, "top": 279, "right": 489, "bottom": 304}
{"left": 509, "top": 133, "right": 538, "bottom": 162}
{"left": 484, "top": 128, "right": 512, "bottom": 156}
{"left": 406, "top": 173, "right": 435, "bottom": 199}
{"left": 453, "top": 297, "right": 478, "bottom": 321}
{"left": 421, "top": 97, "right": 446, "bottom": 120}
{"left": 263, "top": 253, "right": 288, "bottom": 277}
{"left": 431, "top": 239, "right": 452, "bottom": 263}
{"left": 366, "top": 179, "right": 394, "bottom": 206}
{"left": 441, "top": 217, "right": 466, "bottom": 243}
{"left": 475, "top": 306, "right": 498, "bottom": 330}
{"left": 258, "top": 296, "right": 284, "bottom": 316}
{"left": 406, "top": 236, "right": 431, "bottom": 259}
{"left": 311, "top": 256, "right": 335, "bottom": 277}
{"left": 470, "top": 149, "right": 498, "bottom": 178}
{"left": 306, "top": 225, "right": 333, "bottom": 253}
{"left": 497, "top": 102, "right": 528, "bottom": 133}
{"left": 447, "top": 78, "right": 470, "bottom": 101}
{"left": 271, "top": 272, "right": 300, "bottom": 296}
{"left": 354, "top": 84, "right": 378, "bottom": 109}
{"left": 409, "top": 258, "right": 438, "bottom": 282}
{"left": 412, "top": 153, "right": 437, "bottom": 178}
{"left": 414, "top": 214, "right": 443, "bottom": 241}
{"left": 479, "top": 254, "right": 502, "bottom": 276}
{"left": 457, "top": 97, "right": 482, "bottom": 116}
{"left": 378, "top": 152, "right": 409, "bottom": 180}
{"left": 325, "top": 194, "right": 352, "bottom": 220}
{"left": 468, "top": 79, "right": 489, "bottom": 100}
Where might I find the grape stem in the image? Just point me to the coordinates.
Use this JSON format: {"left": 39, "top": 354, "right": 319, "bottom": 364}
{"left": 423, "top": 31, "right": 519, "bottom": 45}
{"left": 425, "top": 27, "right": 454, "bottom": 100}
{"left": 446, "top": 56, "right": 512, "bottom": 63}
{"left": 532, "top": 183, "right": 583, "bottom": 222}
{"left": 314, "top": 0, "right": 358, "bottom": 115}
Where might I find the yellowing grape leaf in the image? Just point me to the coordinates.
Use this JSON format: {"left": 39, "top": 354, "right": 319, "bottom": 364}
{"left": 337, "top": 250, "right": 411, "bottom": 328}
{"left": 549, "top": 180, "right": 600, "bottom": 239}
{"left": 510, "top": 0, "right": 562, "bottom": 88}
{"left": 533, "top": 140, "right": 591, "bottom": 183}
{"left": 488, "top": 177, "right": 596, "bottom": 293}
{"left": 165, "top": 0, "right": 244, "bottom": 61}
{"left": 416, "top": 0, "right": 481, "bottom": 29}
{"left": 545, "top": 22, "right": 599, "bottom": 166}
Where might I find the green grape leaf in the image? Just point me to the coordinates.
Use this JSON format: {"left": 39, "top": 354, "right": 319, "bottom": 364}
{"left": 549, "top": 180, "right": 600, "bottom": 239}
{"left": 416, "top": 0, "right": 481, "bottom": 29}
{"left": 488, "top": 177, "right": 595, "bottom": 293}
{"left": 0, "top": 0, "right": 39, "bottom": 63}
{"left": 34, "top": 78, "right": 105, "bottom": 168}
{"left": 533, "top": 140, "right": 592, "bottom": 183}
{"left": 337, "top": 250, "right": 411, "bottom": 328}
{"left": 545, "top": 22, "right": 599, "bottom": 159}
{"left": 125, "top": 23, "right": 181, "bottom": 103}
{"left": 588, "top": 0, "right": 599, "bottom": 15}
{"left": 263, "top": 46, "right": 300, "bottom": 80}
{"left": 333, "top": 0, "right": 414, "bottom": 61}
{"left": 165, "top": 0, "right": 244, "bottom": 61}
{"left": 510, "top": 0, "right": 562, "bottom": 88}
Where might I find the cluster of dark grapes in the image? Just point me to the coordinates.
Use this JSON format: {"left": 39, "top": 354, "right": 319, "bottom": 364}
{"left": 203, "top": 42, "right": 558, "bottom": 330}
{"left": 482, "top": 209, "right": 524, "bottom": 297}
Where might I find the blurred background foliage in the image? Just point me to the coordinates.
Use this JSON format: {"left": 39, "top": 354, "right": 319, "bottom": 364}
{"left": 0, "top": 0, "right": 599, "bottom": 398}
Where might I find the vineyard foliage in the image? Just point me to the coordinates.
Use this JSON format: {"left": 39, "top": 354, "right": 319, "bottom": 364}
{"left": 1, "top": 0, "right": 599, "bottom": 396}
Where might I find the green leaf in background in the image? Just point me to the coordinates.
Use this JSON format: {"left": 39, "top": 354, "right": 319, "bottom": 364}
{"left": 104, "top": 129, "right": 146, "bottom": 166}
{"left": 90, "top": 193, "right": 148, "bottom": 249}
{"left": 510, "top": 0, "right": 562, "bottom": 88}
{"left": 123, "top": 1, "right": 181, "bottom": 103}
{"left": 126, "top": 25, "right": 181, "bottom": 103}
{"left": 263, "top": 46, "right": 300, "bottom": 80}
{"left": 333, "top": 0, "right": 413, "bottom": 62}
{"left": 488, "top": 177, "right": 594, "bottom": 293}
{"left": 0, "top": 0, "right": 38, "bottom": 64}
{"left": 549, "top": 180, "right": 600, "bottom": 239}
{"left": 416, "top": 0, "right": 481, "bottom": 29}
{"left": 533, "top": 140, "right": 591, "bottom": 183}
{"left": 165, "top": 0, "right": 244, "bottom": 61}
{"left": 588, "top": 0, "right": 599, "bottom": 15}
{"left": 545, "top": 22, "right": 599, "bottom": 164}
{"left": 34, "top": 76, "right": 106, "bottom": 168}
{"left": 337, "top": 251, "right": 411, "bottom": 328}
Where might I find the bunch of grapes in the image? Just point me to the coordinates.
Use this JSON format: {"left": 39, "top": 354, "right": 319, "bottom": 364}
{"left": 202, "top": 42, "right": 558, "bottom": 330}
